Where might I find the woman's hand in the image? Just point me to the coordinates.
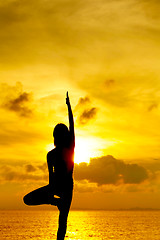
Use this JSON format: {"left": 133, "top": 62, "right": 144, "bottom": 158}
{"left": 66, "top": 91, "right": 70, "bottom": 106}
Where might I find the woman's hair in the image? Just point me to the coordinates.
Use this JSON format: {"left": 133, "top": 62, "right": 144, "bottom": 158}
{"left": 53, "top": 123, "right": 69, "bottom": 147}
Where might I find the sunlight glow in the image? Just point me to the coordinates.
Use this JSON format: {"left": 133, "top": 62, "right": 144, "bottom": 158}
{"left": 46, "top": 137, "right": 116, "bottom": 164}
{"left": 46, "top": 143, "right": 55, "bottom": 152}
{"left": 74, "top": 137, "right": 103, "bottom": 164}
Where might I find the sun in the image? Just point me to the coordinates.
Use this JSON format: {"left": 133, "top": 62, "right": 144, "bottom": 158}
{"left": 45, "top": 137, "right": 110, "bottom": 165}
{"left": 74, "top": 137, "right": 102, "bottom": 164}
{"left": 74, "top": 138, "right": 91, "bottom": 164}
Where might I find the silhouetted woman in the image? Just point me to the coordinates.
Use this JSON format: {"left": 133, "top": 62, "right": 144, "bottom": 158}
{"left": 23, "top": 92, "right": 75, "bottom": 240}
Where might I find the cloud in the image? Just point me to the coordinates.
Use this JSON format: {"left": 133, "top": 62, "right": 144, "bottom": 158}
{"left": 104, "top": 79, "right": 115, "bottom": 88}
{"left": 79, "top": 107, "right": 97, "bottom": 125}
{"left": 38, "top": 163, "right": 47, "bottom": 172}
{"left": 74, "top": 180, "right": 97, "bottom": 193}
{"left": 75, "top": 96, "right": 98, "bottom": 125}
{"left": 4, "top": 92, "right": 32, "bottom": 117}
{"left": 74, "top": 96, "right": 90, "bottom": 112}
{"left": 0, "top": 164, "right": 48, "bottom": 183}
{"left": 1, "top": 157, "right": 159, "bottom": 195}
{"left": 25, "top": 164, "right": 36, "bottom": 173}
{"left": 148, "top": 103, "right": 158, "bottom": 112}
{"left": 75, "top": 96, "right": 90, "bottom": 108}
{"left": 0, "top": 82, "right": 49, "bottom": 148}
{"left": 1, "top": 82, "right": 33, "bottom": 117}
{"left": 74, "top": 155, "right": 148, "bottom": 185}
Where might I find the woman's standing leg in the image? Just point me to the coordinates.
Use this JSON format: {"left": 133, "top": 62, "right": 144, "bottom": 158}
{"left": 57, "top": 189, "right": 73, "bottom": 240}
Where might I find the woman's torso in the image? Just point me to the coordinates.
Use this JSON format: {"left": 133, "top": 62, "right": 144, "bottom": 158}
{"left": 48, "top": 146, "right": 74, "bottom": 193}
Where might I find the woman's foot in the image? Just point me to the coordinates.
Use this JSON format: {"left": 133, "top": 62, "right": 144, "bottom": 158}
{"left": 56, "top": 199, "right": 62, "bottom": 211}
{"left": 50, "top": 196, "right": 61, "bottom": 211}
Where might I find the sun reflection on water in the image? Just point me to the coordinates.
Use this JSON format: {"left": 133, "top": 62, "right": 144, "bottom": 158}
{"left": 1, "top": 210, "right": 160, "bottom": 240}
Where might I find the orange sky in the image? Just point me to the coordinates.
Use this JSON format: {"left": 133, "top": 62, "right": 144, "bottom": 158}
{"left": 1, "top": 0, "right": 160, "bottom": 210}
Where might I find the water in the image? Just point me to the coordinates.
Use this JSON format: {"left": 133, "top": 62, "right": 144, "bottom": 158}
{"left": 0, "top": 210, "right": 160, "bottom": 240}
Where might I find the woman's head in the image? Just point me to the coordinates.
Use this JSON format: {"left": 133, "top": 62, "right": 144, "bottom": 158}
{"left": 53, "top": 123, "right": 69, "bottom": 147}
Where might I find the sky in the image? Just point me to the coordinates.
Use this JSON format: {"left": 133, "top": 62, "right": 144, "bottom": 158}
{"left": 0, "top": 0, "right": 160, "bottom": 210}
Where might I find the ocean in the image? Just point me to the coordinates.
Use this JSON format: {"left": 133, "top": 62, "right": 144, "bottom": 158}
{"left": 0, "top": 210, "right": 160, "bottom": 240}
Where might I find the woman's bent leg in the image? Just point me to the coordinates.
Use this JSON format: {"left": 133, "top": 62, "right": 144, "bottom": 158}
{"left": 23, "top": 185, "right": 52, "bottom": 206}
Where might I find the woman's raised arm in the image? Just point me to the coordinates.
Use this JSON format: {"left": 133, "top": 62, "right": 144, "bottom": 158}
{"left": 66, "top": 92, "right": 75, "bottom": 149}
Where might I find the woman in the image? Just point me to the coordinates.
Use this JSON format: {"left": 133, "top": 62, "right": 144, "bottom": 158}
{"left": 23, "top": 92, "right": 75, "bottom": 240}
